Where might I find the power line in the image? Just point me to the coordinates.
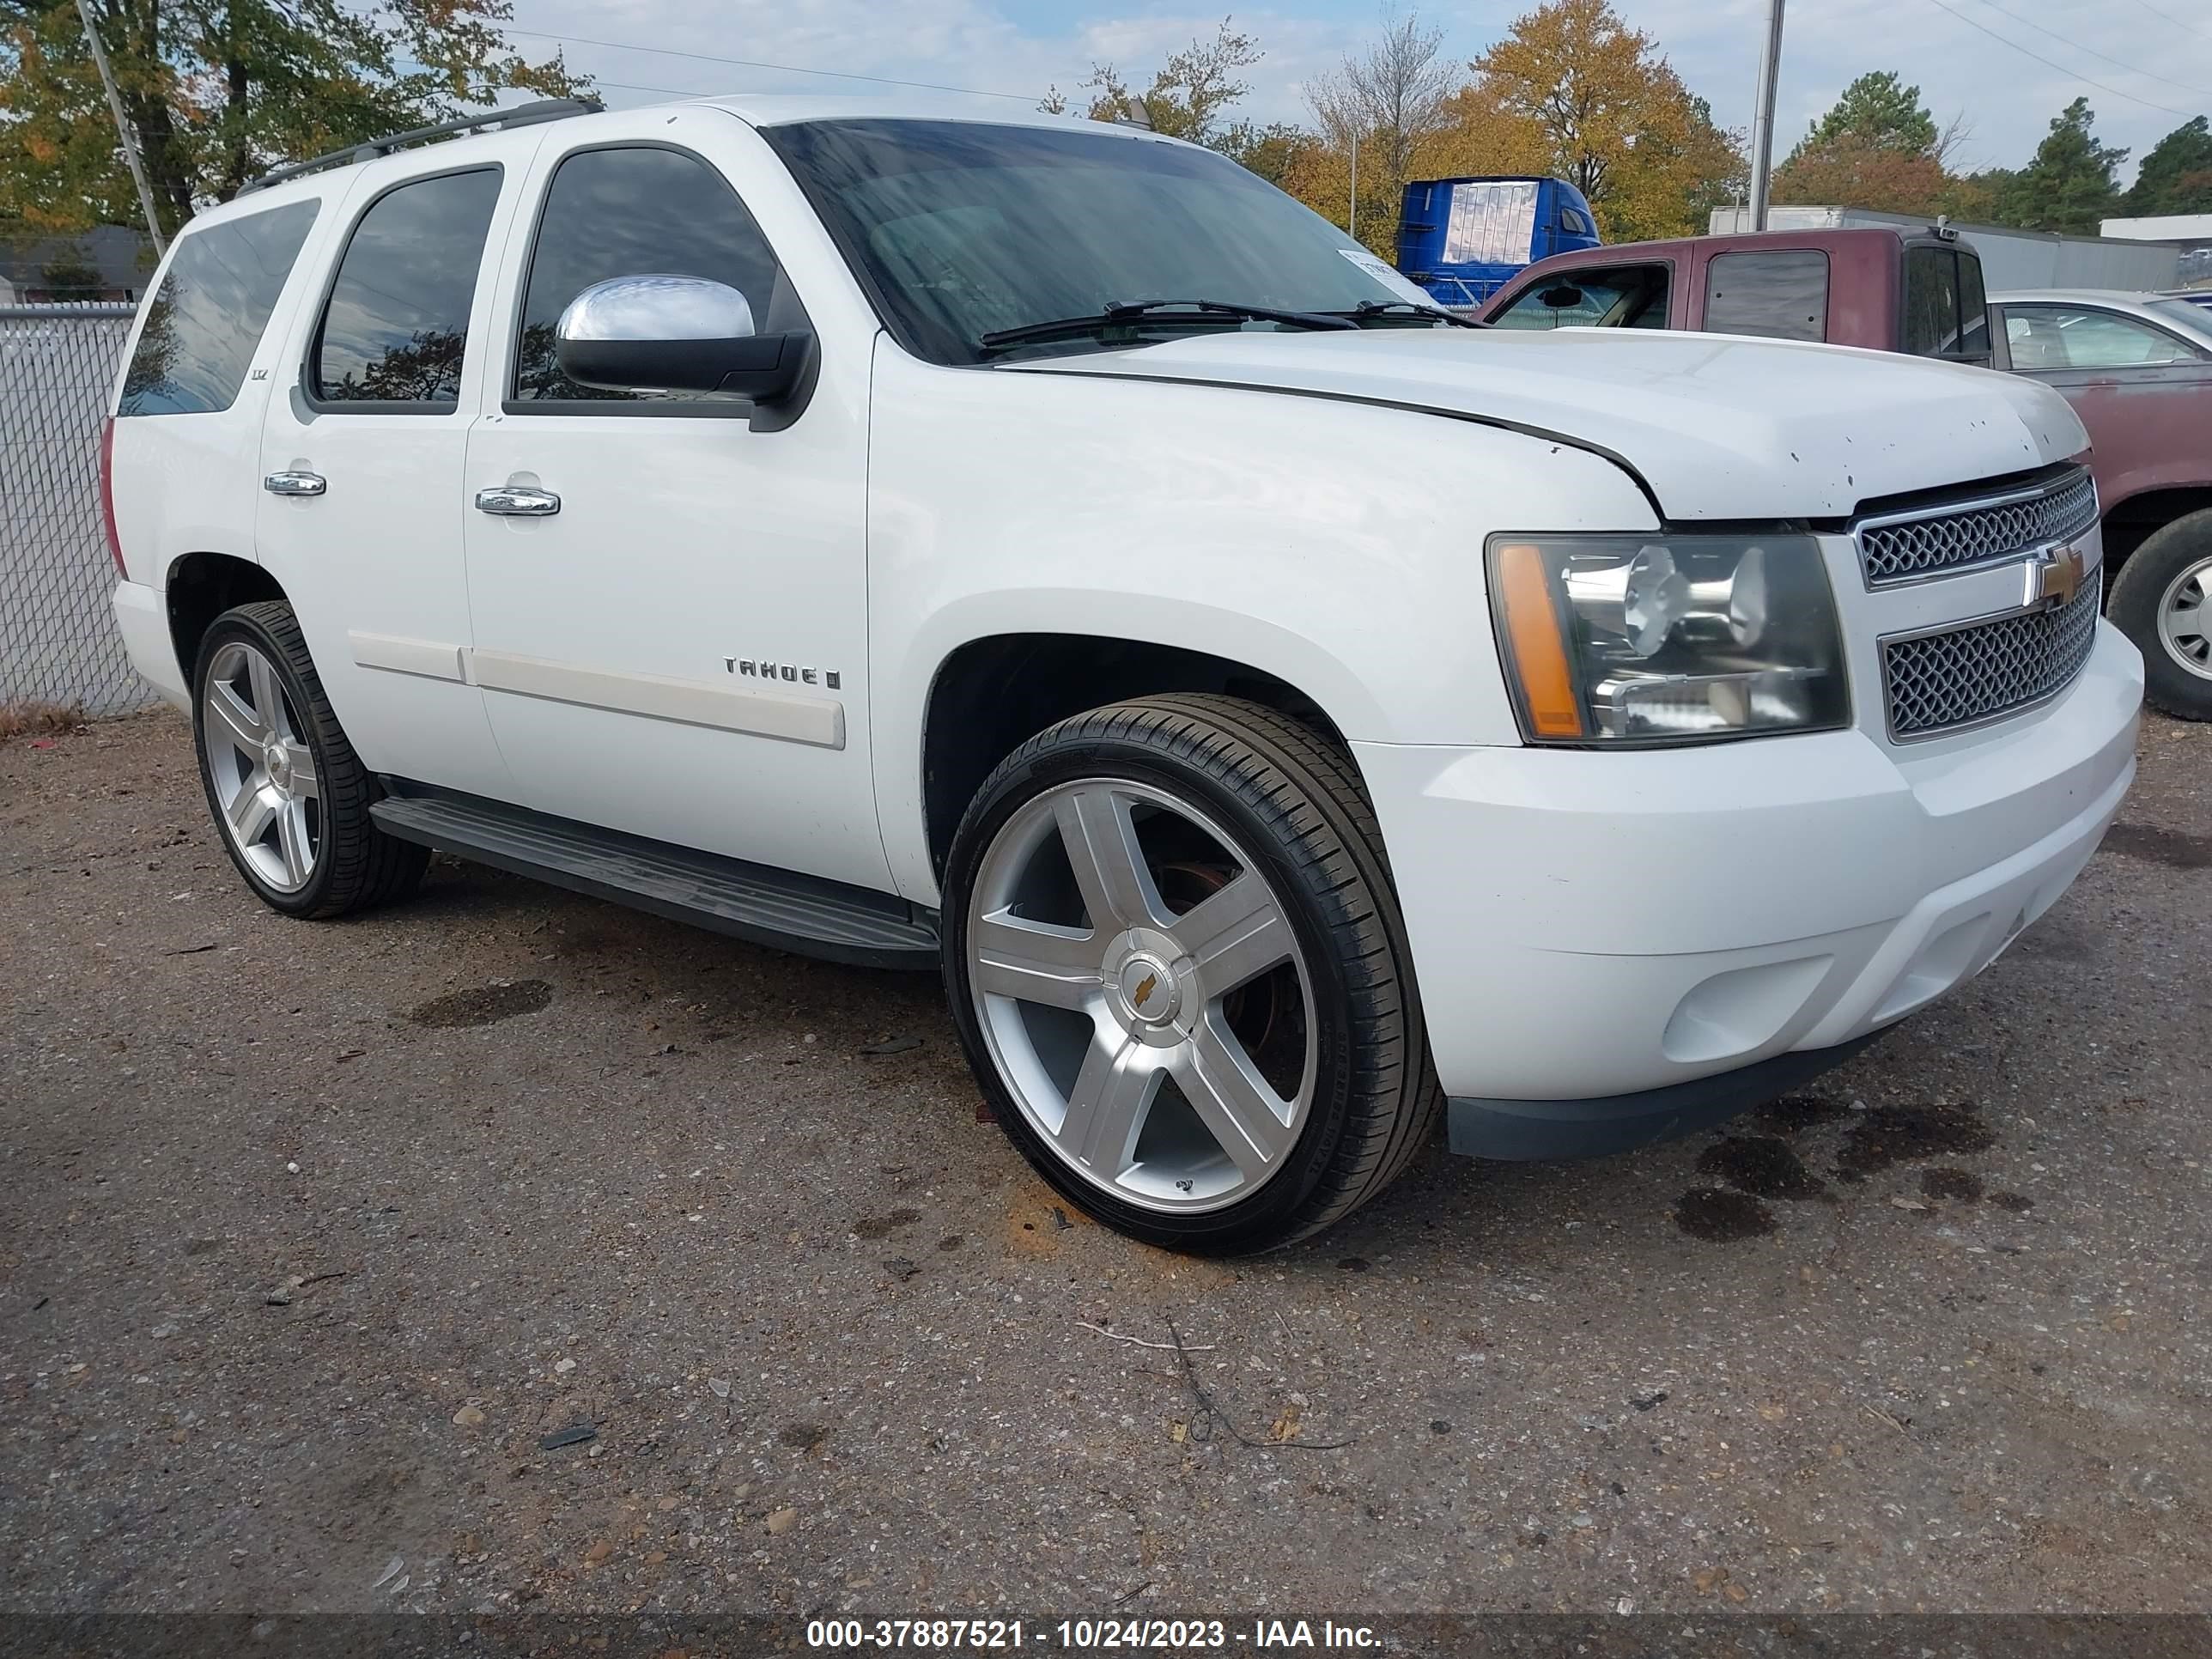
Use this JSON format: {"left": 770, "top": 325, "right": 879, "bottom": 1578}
{"left": 1964, "top": 0, "right": 2212, "bottom": 98}
{"left": 2120, "top": 0, "right": 2212, "bottom": 43}
{"left": 1921, "top": 0, "right": 2203, "bottom": 118}
{"left": 502, "top": 26, "right": 1042, "bottom": 103}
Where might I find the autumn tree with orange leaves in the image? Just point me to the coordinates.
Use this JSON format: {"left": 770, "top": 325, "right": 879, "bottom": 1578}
{"left": 1468, "top": 0, "right": 1741, "bottom": 241}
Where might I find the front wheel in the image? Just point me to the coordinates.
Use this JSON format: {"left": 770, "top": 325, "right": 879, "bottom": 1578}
{"left": 2108, "top": 510, "right": 2212, "bottom": 720}
{"left": 941, "top": 695, "right": 1441, "bottom": 1254}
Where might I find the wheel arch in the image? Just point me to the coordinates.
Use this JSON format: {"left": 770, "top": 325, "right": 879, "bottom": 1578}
{"left": 919, "top": 631, "right": 1364, "bottom": 882}
{"left": 167, "top": 551, "right": 289, "bottom": 685}
{"left": 2101, "top": 487, "right": 2212, "bottom": 569}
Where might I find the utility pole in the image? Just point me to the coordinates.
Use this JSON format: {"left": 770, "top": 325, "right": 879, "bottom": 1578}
{"left": 1747, "top": 0, "right": 1785, "bottom": 232}
{"left": 1349, "top": 131, "right": 1359, "bottom": 240}
{"left": 75, "top": 0, "right": 167, "bottom": 258}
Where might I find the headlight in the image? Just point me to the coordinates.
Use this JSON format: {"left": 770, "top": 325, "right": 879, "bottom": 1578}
{"left": 1488, "top": 532, "right": 1849, "bottom": 744}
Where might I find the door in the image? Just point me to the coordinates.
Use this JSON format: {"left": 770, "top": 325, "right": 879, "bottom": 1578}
{"left": 462, "top": 125, "right": 888, "bottom": 892}
{"left": 1994, "top": 300, "right": 2212, "bottom": 498}
{"left": 257, "top": 161, "right": 519, "bottom": 793}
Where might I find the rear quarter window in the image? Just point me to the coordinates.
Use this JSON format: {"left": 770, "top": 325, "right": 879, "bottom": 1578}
{"left": 117, "top": 199, "right": 319, "bottom": 416}
{"left": 1701, "top": 250, "right": 1828, "bottom": 342}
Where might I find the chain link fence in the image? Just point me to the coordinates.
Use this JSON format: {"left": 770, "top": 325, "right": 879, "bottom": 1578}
{"left": 1, "top": 301, "right": 162, "bottom": 720}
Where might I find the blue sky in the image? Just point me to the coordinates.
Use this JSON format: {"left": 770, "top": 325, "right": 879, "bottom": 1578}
{"left": 504, "top": 0, "right": 2212, "bottom": 186}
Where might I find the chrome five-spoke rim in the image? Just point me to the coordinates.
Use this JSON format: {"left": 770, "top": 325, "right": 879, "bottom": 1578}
{"left": 202, "top": 641, "right": 321, "bottom": 893}
{"left": 967, "top": 779, "right": 1317, "bottom": 1214}
{"left": 2159, "top": 556, "right": 2212, "bottom": 681}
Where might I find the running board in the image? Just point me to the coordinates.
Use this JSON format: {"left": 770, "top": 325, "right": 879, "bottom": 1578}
{"left": 369, "top": 788, "right": 940, "bottom": 970}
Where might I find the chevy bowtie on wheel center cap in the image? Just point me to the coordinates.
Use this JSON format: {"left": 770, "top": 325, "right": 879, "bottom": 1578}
{"left": 1103, "top": 930, "right": 1191, "bottom": 1039}
{"left": 1117, "top": 951, "right": 1179, "bottom": 1024}
{"left": 264, "top": 738, "right": 293, "bottom": 793}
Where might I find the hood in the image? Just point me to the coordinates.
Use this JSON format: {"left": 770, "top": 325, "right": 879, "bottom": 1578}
{"left": 1013, "top": 328, "right": 2088, "bottom": 523}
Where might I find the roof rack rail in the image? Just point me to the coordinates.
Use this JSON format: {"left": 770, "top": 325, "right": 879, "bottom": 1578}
{"left": 239, "top": 97, "right": 605, "bottom": 196}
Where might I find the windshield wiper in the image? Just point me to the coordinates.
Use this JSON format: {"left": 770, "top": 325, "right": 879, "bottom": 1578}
{"left": 978, "top": 298, "right": 1360, "bottom": 355}
{"left": 1331, "top": 299, "right": 1486, "bottom": 329}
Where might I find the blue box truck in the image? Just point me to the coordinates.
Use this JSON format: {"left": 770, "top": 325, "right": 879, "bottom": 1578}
{"left": 1395, "top": 176, "right": 1601, "bottom": 310}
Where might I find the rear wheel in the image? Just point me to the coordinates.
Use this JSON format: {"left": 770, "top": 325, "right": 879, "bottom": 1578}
{"left": 191, "top": 601, "right": 427, "bottom": 917}
{"left": 2109, "top": 510, "right": 2212, "bottom": 720}
{"left": 941, "top": 695, "right": 1441, "bottom": 1254}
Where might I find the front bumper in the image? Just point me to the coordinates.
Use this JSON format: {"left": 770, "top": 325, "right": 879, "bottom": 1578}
{"left": 1353, "top": 621, "right": 2142, "bottom": 1158}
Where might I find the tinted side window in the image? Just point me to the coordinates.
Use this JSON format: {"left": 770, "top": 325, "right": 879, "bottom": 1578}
{"left": 313, "top": 168, "right": 501, "bottom": 405}
{"left": 1902, "top": 246, "right": 1971, "bottom": 361}
{"left": 118, "top": 201, "right": 318, "bottom": 416}
{"left": 514, "top": 146, "right": 786, "bottom": 403}
{"left": 1956, "top": 252, "right": 1989, "bottom": 361}
{"left": 1702, "top": 250, "right": 1827, "bottom": 342}
{"left": 1490, "top": 264, "right": 1669, "bottom": 331}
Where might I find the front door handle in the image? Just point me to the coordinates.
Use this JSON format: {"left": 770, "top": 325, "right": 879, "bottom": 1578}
{"left": 264, "top": 470, "right": 326, "bottom": 497}
{"left": 476, "top": 484, "right": 561, "bottom": 517}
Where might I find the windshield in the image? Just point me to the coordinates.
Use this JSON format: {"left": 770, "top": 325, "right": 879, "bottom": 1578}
{"left": 2149, "top": 297, "right": 2212, "bottom": 345}
{"left": 764, "top": 118, "right": 1428, "bottom": 365}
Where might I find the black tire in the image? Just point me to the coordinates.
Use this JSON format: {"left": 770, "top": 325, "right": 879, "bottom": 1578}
{"left": 941, "top": 693, "right": 1442, "bottom": 1254}
{"left": 2108, "top": 509, "right": 2212, "bottom": 720}
{"left": 191, "top": 601, "right": 428, "bottom": 918}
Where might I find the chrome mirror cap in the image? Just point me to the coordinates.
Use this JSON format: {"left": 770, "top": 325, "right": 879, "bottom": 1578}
{"left": 555, "top": 275, "right": 757, "bottom": 345}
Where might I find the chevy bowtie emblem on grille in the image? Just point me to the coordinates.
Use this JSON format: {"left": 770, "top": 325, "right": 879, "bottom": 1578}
{"left": 2024, "top": 543, "right": 2088, "bottom": 611}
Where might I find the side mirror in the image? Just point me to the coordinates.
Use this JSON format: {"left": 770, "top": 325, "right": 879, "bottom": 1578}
{"left": 1540, "top": 284, "right": 1587, "bottom": 310}
{"left": 555, "top": 275, "right": 811, "bottom": 404}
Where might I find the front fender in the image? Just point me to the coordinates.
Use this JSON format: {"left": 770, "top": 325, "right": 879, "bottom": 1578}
{"left": 866, "top": 338, "right": 1658, "bottom": 901}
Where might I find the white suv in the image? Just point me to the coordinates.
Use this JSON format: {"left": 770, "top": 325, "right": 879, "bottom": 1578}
{"left": 105, "top": 94, "right": 2142, "bottom": 1252}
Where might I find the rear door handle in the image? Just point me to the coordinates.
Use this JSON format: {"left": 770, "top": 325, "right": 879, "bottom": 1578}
{"left": 475, "top": 484, "right": 561, "bottom": 517}
{"left": 264, "top": 470, "right": 326, "bottom": 497}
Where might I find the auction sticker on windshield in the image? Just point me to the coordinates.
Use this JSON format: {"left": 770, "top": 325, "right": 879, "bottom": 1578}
{"left": 1337, "top": 246, "right": 1434, "bottom": 305}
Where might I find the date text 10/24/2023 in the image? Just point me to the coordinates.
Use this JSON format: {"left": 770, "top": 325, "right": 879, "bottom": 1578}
{"left": 804, "top": 1619, "right": 1382, "bottom": 1650}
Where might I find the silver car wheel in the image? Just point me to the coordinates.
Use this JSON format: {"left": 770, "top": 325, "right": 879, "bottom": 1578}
{"left": 965, "top": 777, "right": 1317, "bottom": 1215}
{"left": 2158, "top": 555, "right": 2212, "bottom": 681}
{"left": 201, "top": 640, "right": 321, "bottom": 893}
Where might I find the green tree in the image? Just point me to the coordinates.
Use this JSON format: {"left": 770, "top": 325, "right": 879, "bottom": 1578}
{"left": 37, "top": 245, "right": 100, "bottom": 289}
{"left": 1996, "top": 97, "right": 2128, "bottom": 234}
{"left": 1938, "top": 167, "right": 2009, "bottom": 223}
{"left": 1789, "top": 70, "right": 1938, "bottom": 161}
{"left": 0, "top": 0, "right": 586, "bottom": 237}
{"left": 1044, "top": 17, "right": 1262, "bottom": 149}
{"left": 1217, "top": 119, "right": 1308, "bottom": 186}
{"left": 2124, "top": 115, "right": 2212, "bottom": 216}
{"left": 1771, "top": 70, "right": 1982, "bottom": 217}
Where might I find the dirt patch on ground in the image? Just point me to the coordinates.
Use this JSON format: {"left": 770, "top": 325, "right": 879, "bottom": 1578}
{"left": 405, "top": 979, "right": 555, "bottom": 1028}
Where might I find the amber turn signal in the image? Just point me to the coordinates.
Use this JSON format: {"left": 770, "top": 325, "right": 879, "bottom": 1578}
{"left": 1493, "top": 542, "right": 1587, "bottom": 739}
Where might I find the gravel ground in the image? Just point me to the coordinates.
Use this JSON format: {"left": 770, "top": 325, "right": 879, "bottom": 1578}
{"left": 3, "top": 709, "right": 2209, "bottom": 1625}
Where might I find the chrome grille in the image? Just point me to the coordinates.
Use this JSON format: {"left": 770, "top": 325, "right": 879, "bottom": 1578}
{"left": 1882, "top": 579, "right": 2101, "bottom": 739}
{"left": 1857, "top": 469, "right": 2099, "bottom": 585}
